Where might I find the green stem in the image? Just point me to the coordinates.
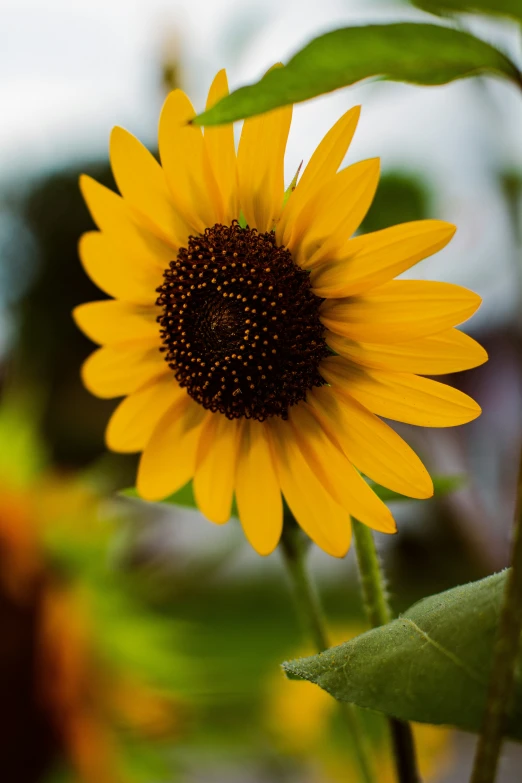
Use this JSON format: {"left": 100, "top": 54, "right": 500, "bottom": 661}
{"left": 352, "top": 519, "right": 421, "bottom": 783}
{"left": 279, "top": 520, "right": 375, "bottom": 783}
{"left": 470, "top": 451, "right": 522, "bottom": 783}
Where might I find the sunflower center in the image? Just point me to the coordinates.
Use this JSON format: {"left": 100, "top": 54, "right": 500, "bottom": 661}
{"left": 156, "top": 221, "right": 328, "bottom": 421}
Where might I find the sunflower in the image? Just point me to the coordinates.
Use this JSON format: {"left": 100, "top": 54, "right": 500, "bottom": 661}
{"left": 74, "top": 69, "right": 486, "bottom": 557}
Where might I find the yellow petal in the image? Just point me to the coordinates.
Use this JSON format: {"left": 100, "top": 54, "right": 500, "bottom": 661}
{"left": 193, "top": 414, "right": 239, "bottom": 524}
{"left": 235, "top": 420, "right": 283, "bottom": 555}
{"left": 137, "top": 397, "right": 208, "bottom": 501}
{"left": 320, "top": 280, "right": 482, "bottom": 343}
{"left": 321, "top": 356, "right": 482, "bottom": 427}
{"left": 267, "top": 418, "right": 351, "bottom": 557}
{"left": 106, "top": 374, "right": 184, "bottom": 453}
{"left": 73, "top": 301, "right": 160, "bottom": 345}
{"left": 288, "top": 159, "right": 380, "bottom": 269}
{"left": 289, "top": 403, "right": 396, "bottom": 533}
{"left": 277, "top": 105, "right": 361, "bottom": 246}
{"left": 78, "top": 232, "right": 163, "bottom": 305}
{"left": 309, "top": 385, "right": 433, "bottom": 499}
{"left": 326, "top": 328, "right": 488, "bottom": 375}
{"left": 109, "top": 126, "right": 191, "bottom": 248}
{"left": 237, "top": 98, "right": 292, "bottom": 232}
{"left": 204, "top": 70, "right": 238, "bottom": 224}
{"left": 79, "top": 175, "right": 174, "bottom": 267}
{"left": 311, "top": 220, "right": 456, "bottom": 298}
{"left": 159, "top": 90, "right": 221, "bottom": 231}
{"left": 81, "top": 343, "right": 167, "bottom": 399}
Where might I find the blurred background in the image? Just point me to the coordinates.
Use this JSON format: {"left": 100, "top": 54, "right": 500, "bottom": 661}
{"left": 1, "top": 0, "right": 521, "bottom": 780}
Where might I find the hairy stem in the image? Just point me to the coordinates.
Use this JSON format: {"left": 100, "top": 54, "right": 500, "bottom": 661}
{"left": 279, "top": 520, "right": 375, "bottom": 783}
{"left": 470, "top": 451, "right": 522, "bottom": 783}
{"left": 352, "top": 519, "right": 421, "bottom": 783}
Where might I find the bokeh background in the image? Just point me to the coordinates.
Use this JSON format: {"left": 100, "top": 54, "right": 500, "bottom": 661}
{"left": 1, "top": 0, "right": 522, "bottom": 781}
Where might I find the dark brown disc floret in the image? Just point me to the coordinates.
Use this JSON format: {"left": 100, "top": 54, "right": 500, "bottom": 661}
{"left": 156, "top": 221, "right": 328, "bottom": 421}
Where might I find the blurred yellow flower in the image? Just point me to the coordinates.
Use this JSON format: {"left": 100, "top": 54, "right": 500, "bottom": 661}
{"left": 266, "top": 626, "right": 453, "bottom": 783}
{"left": 75, "top": 69, "right": 486, "bottom": 557}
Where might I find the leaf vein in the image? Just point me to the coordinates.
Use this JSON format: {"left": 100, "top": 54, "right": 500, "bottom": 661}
{"left": 403, "top": 618, "right": 485, "bottom": 685}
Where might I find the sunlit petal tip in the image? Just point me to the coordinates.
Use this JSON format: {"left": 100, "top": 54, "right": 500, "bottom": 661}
{"left": 248, "top": 537, "right": 281, "bottom": 557}
{"left": 411, "top": 477, "right": 434, "bottom": 501}
{"left": 72, "top": 303, "right": 97, "bottom": 340}
{"left": 346, "top": 156, "right": 380, "bottom": 178}
{"left": 109, "top": 126, "right": 134, "bottom": 161}
{"left": 468, "top": 400, "right": 482, "bottom": 421}
{"left": 78, "top": 172, "right": 91, "bottom": 193}
{"left": 401, "top": 456, "right": 434, "bottom": 500}
{"left": 197, "top": 506, "right": 232, "bottom": 526}
{"left": 105, "top": 421, "right": 123, "bottom": 453}
{"left": 71, "top": 303, "right": 83, "bottom": 328}
{"left": 477, "top": 343, "right": 489, "bottom": 365}
{"left": 80, "top": 350, "right": 112, "bottom": 398}
{"left": 160, "top": 88, "right": 194, "bottom": 125}
{"left": 364, "top": 156, "right": 380, "bottom": 174}
{"left": 328, "top": 536, "right": 352, "bottom": 558}
{"left": 109, "top": 124, "right": 126, "bottom": 144}
{"left": 160, "top": 89, "right": 197, "bottom": 137}
{"left": 77, "top": 231, "right": 89, "bottom": 257}
{"left": 206, "top": 68, "right": 229, "bottom": 106}
{"left": 79, "top": 354, "right": 94, "bottom": 394}
{"left": 135, "top": 477, "right": 165, "bottom": 504}
{"left": 444, "top": 221, "right": 457, "bottom": 239}
{"left": 78, "top": 173, "right": 99, "bottom": 207}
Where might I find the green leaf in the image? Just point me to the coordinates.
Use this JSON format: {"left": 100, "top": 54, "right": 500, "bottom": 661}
{"left": 283, "top": 162, "right": 303, "bottom": 207}
{"left": 120, "top": 481, "right": 198, "bottom": 510}
{"left": 193, "top": 24, "right": 521, "bottom": 126}
{"left": 120, "top": 481, "right": 239, "bottom": 517}
{"left": 412, "top": 0, "right": 522, "bottom": 24}
{"left": 370, "top": 474, "right": 464, "bottom": 503}
{"left": 283, "top": 571, "right": 522, "bottom": 740}
{"left": 121, "top": 474, "right": 461, "bottom": 514}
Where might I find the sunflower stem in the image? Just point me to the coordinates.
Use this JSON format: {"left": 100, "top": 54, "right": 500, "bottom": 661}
{"left": 470, "top": 449, "right": 522, "bottom": 783}
{"left": 279, "top": 519, "right": 376, "bottom": 783}
{"left": 352, "top": 519, "right": 421, "bottom": 783}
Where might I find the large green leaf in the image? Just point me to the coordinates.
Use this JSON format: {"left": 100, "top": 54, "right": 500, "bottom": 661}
{"left": 412, "top": 0, "right": 522, "bottom": 23}
{"left": 283, "top": 571, "right": 522, "bottom": 740}
{"left": 194, "top": 24, "right": 521, "bottom": 126}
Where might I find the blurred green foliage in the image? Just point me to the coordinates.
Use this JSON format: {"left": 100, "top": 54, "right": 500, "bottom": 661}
{"left": 360, "top": 171, "right": 431, "bottom": 234}
{"left": 410, "top": 0, "right": 522, "bottom": 22}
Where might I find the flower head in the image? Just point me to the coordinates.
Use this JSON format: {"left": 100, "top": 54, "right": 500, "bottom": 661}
{"left": 75, "top": 69, "right": 486, "bottom": 557}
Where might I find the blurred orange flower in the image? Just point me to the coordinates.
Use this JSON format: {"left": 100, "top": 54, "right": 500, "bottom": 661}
{"left": 0, "top": 474, "right": 183, "bottom": 783}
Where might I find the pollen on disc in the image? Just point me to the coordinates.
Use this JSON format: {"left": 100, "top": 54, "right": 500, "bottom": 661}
{"left": 156, "top": 221, "right": 328, "bottom": 421}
